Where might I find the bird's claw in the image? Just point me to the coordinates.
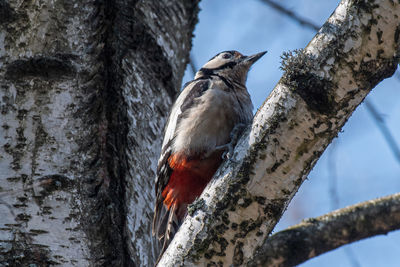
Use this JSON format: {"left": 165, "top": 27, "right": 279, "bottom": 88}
{"left": 205, "top": 124, "right": 247, "bottom": 162}
{"left": 215, "top": 143, "right": 237, "bottom": 163}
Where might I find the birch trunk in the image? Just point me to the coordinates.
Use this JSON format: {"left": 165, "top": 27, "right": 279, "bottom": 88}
{"left": 0, "top": 0, "right": 198, "bottom": 266}
{"left": 159, "top": 0, "right": 400, "bottom": 266}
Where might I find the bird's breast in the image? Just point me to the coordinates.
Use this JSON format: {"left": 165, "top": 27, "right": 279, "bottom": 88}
{"left": 172, "top": 86, "right": 252, "bottom": 155}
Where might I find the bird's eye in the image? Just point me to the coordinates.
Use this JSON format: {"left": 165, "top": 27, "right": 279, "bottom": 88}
{"left": 222, "top": 53, "right": 231, "bottom": 59}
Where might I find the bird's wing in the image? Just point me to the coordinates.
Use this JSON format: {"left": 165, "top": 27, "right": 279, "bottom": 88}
{"left": 153, "top": 78, "right": 210, "bottom": 235}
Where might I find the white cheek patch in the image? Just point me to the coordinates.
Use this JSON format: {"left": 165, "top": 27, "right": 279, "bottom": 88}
{"left": 202, "top": 57, "right": 227, "bottom": 69}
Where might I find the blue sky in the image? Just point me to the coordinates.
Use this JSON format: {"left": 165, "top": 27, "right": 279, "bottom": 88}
{"left": 183, "top": 0, "right": 400, "bottom": 266}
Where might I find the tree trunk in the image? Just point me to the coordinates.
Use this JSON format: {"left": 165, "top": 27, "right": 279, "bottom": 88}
{"left": 0, "top": 0, "right": 198, "bottom": 266}
{"left": 158, "top": 0, "right": 400, "bottom": 266}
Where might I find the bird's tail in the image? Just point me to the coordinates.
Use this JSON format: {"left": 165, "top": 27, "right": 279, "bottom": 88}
{"left": 153, "top": 201, "right": 183, "bottom": 266}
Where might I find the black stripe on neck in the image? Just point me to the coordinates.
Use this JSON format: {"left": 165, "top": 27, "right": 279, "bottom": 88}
{"left": 195, "top": 74, "right": 233, "bottom": 90}
{"left": 214, "top": 74, "right": 233, "bottom": 89}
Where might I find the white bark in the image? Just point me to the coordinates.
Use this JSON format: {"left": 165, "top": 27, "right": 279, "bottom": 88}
{"left": 0, "top": 1, "right": 97, "bottom": 265}
{"left": 159, "top": 0, "right": 400, "bottom": 266}
{"left": 119, "top": 2, "right": 199, "bottom": 264}
{"left": 0, "top": 0, "right": 198, "bottom": 266}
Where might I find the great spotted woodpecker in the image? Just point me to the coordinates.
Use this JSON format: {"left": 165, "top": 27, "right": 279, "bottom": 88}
{"left": 152, "top": 50, "right": 266, "bottom": 260}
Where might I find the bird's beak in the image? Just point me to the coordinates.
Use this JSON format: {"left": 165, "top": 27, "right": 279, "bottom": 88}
{"left": 241, "top": 51, "right": 267, "bottom": 65}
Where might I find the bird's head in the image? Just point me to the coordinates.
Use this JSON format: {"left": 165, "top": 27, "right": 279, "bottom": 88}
{"left": 195, "top": 50, "right": 267, "bottom": 85}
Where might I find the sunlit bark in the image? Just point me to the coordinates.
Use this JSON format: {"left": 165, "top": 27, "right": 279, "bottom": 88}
{"left": 0, "top": 0, "right": 198, "bottom": 266}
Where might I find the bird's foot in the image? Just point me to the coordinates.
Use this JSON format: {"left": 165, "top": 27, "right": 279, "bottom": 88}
{"left": 218, "top": 123, "right": 247, "bottom": 162}
{"left": 215, "top": 143, "right": 235, "bottom": 161}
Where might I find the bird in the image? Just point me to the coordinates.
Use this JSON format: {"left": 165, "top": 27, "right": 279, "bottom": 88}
{"left": 152, "top": 50, "right": 266, "bottom": 262}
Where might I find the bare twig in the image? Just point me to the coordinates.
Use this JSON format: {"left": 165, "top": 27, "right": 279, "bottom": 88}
{"left": 328, "top": 140, "right": 361, "bottom": 267}
{"left": 248, "top": 193, "right": 400, "bottom": 267}
{"left": 328, "top": 140, "right": 339, "bottom": 210}
{"left": 365, "top": 100, "right": 400, "bottom": 165}
{"left": 260, "top": 0, "right": 319, "bottom": 31}
{"left": 189, "top": 53, "right": 197, "bottom": 76}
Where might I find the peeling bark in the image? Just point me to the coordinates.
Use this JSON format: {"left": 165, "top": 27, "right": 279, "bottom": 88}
{"left": 158, "top": 0, "right": 400, "bottom": 266}
{"left": 248, "top": 193, "right": 400, "bottom": 267}
{"left": 0, "top": 0, "right": 198, "bottom": 266}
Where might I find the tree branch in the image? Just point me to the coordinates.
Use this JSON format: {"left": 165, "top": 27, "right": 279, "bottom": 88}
{"left": 248, "top": 193, "right": 400, "bottom": 267}
{"left": 260, "top": 0, "right": 400, "bottom": 166}
{"left": 158, "top": 0, "right": 400, "bottom": 265}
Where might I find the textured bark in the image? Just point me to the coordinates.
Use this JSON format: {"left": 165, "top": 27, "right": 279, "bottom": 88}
{"left": 0, "top": 0, "right": 198, "bottom": 266}
{"left": 248, "top": 193, "right": 400, "bottom": 267}
{"left": 158, "top": 0, "right": 400, "bottom": 266}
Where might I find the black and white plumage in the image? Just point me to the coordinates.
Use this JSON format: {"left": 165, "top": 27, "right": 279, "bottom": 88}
{"left": 153, "top": 50, "right": 266, "bottom": 263}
